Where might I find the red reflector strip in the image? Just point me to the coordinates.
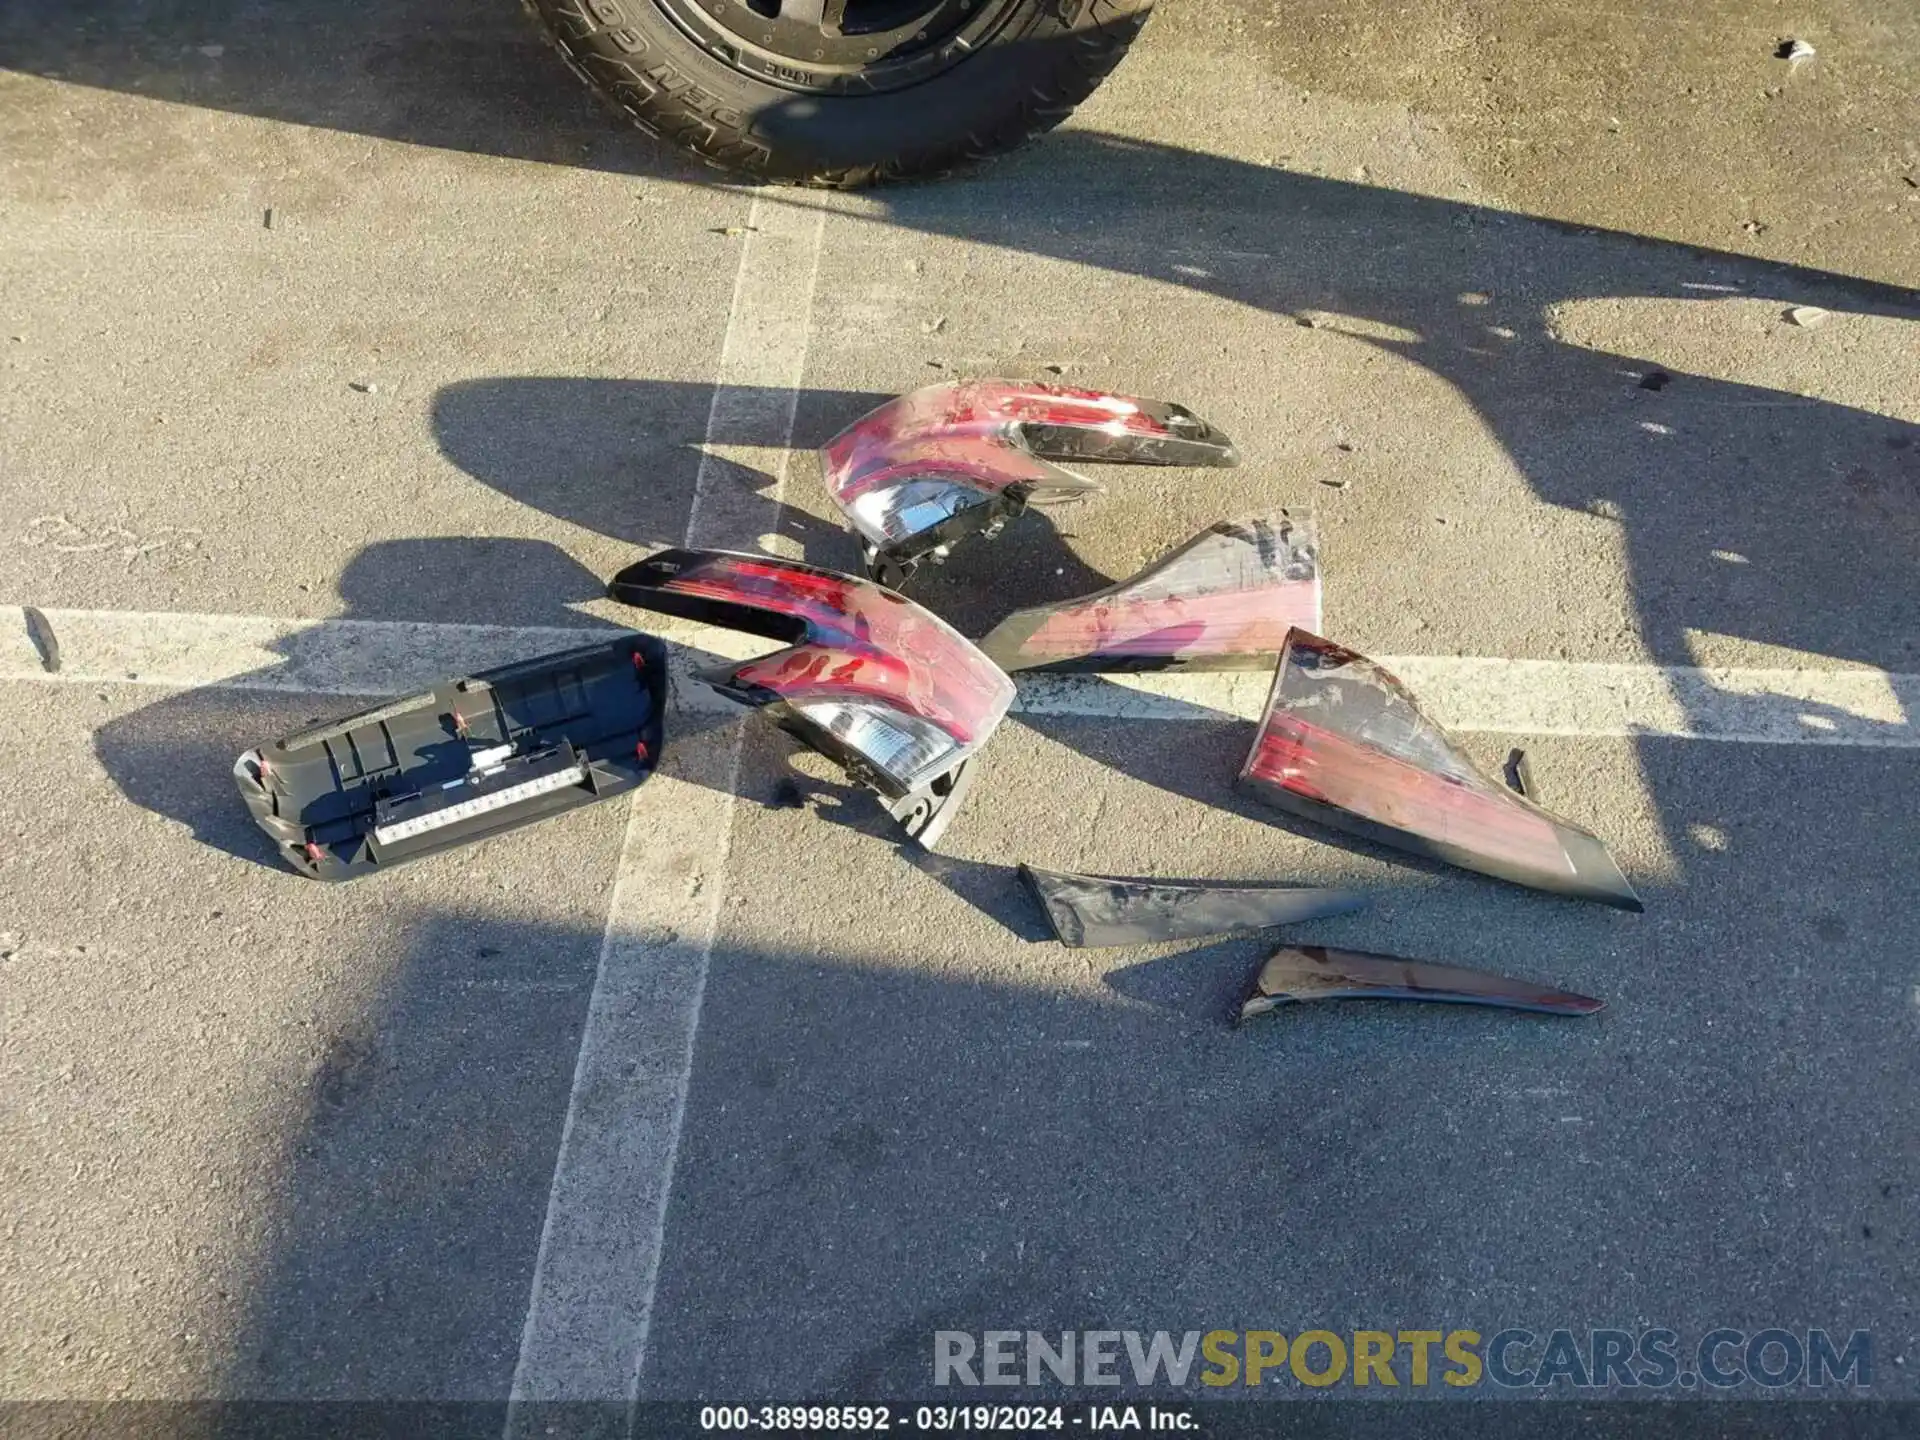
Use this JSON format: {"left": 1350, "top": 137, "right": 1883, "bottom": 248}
{"left": 1245, "top": 713, "right": 1573, "bottom": 878}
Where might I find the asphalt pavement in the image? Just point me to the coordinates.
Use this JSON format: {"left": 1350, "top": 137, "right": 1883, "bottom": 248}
{"left": 2, "top": 0, "right": 1917, "bottom": 1427}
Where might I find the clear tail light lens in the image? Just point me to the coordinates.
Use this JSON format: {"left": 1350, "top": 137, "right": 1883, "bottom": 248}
{"left": 607, "top": 548, "right": 1014, "bottom": 846}
{"left": 981, "top": 514, "right": 1319, "bottom": 673}
{"left": 1238, "top": 630, "right": 1643, "bottom": 910}
{"left": 820, "top": 380, "right": 1238, "bottom": 585}
{"left": 784, "top": 700, "right": 960, "bottom": 786}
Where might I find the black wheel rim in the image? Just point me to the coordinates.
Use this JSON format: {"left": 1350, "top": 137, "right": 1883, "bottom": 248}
{"left": 652, "top": 0, "right": 1025, "bottom": 93}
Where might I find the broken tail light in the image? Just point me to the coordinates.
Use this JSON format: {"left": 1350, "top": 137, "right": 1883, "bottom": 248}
{"left": 1238, "top": 631, "right": 1642, "bottom": 910}
{"left": 820, "top": 380, "right": 1239, "bottom": 586}
{"left": 234, "top": 635, "right": 667, "bottom": 880}
{"left": 1240, "top": 945, "right": 1604, "bottom": 1021}
{"left": 607, "top": 549, "right": 1014, "bottom": 847}
{"left": 980, "top": 514, "right": 1319, "bottom": 673}
{"left": 1021, "top": 864, "right": 1365, "bottom": 947}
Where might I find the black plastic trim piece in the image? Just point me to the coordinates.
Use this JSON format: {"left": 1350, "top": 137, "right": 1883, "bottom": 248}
{"left": 862, "top": 483, "right": 1034, "bottom": 587}
{"left": 1022, "top": 865, "right": 1367, "bottom": 948}
{"left": 234, "top": 635, "right": 667, "bottom": 881}
{"left": 884, "top": 756, "right": 978, "bottom": 849}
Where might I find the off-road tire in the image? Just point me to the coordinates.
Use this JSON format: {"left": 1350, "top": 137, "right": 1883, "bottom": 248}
{"left": 522, "top": 0, "right": 1150, "bottom": 186}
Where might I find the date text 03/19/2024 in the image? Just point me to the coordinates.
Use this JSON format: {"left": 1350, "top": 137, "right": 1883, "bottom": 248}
{"left": 698, "top": 1404, "right": 1195, "bottom": 1432}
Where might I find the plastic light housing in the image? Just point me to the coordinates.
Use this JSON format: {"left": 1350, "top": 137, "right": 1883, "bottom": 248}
{"left": 233, "top": 635, "right": 668, "bottom": 881}
{"left": 1021, "top": 865, "right": 1366, "bottom": 948}
{"left": 1237, "top": 630, "right": 1643, "bottom": 910}
{"left": 607, "top": 548, "right": 1015, "bottom": 846}
{"left": 820, "top": 379, "right": 1239, "bottom": 585}
{"left": 981, "top": 514, "right": 1320, "bottom": 673}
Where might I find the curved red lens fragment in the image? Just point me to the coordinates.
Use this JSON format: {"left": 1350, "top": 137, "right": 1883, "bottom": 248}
{"left": 1238, "top": 631, "right": 1642, "bottom": 910}
{"left": 981, "top": 514, "right": 1319, "bottom": 673}
{"left": 607, "top": 549, "right": 1014, "bottom": 793}
{"left": 820, "top": 380, "right": 1238, "bottom": 580}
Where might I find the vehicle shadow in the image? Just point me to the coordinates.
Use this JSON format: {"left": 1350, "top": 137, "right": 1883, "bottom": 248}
{"left": 0, "top": 0, "right": 707, "bottom": 181}
{"left": 841, "top": 131, "right": 1920, "bottom": 681}
{"left": 16, "top": 0, "right": 1913, "bottom": 690}
{"left": 430, "top": 376, "right": 1124, "bottom": 636}
{"left": 198, "top": 909, "right": 1621, "bottom": 1411}
{"left": 200, "top": 822, "right": 1914, "bottom": 1408}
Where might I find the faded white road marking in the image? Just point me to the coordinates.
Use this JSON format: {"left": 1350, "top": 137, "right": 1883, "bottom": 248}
{"left": 0, "top": 606, "right": 772, "bottom": 701}
{"left": 1016, "top": 657, "right": 1916, "bottom": 745}
{"left": 8, "top": 605, "right": 1913, "bottom": 747}
{"left": 504, "top": 195, "right": 826, "bottom": 1421}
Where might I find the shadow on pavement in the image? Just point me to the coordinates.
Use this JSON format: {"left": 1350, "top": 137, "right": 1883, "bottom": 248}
{"left": 0, "top": 0, "right": 706, "bottom": 181}
{"left": 840, "top": 130, "right": 1920, "bottom": 683}
{"left": 428, "top": 134, "right": 1918, "bottom": 891}
{"left": 429, "top": 376, "right": 1122, "bottom": 635}
{"left": 84, "top": 718, "right": 1905, "bottom": 1409}
{"left": 216, "top": 911, "right": 606, "bottom": 1403}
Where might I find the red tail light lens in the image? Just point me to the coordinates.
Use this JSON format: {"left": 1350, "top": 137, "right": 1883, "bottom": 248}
{"left": 608, "top": 549, "right": 1015, "bottom": 846}
{"left": 1238, "top": 631, "right": 1642, "bottom": 910}
{"left": 980, "top": 514, "right": 1319, "bottom": 673}
{"left": 820, "top": 380, "right": 1238, "bottom": 585}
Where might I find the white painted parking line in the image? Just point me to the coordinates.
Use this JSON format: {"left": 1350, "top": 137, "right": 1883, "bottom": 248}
{"left": 0, "top": 607, "right": 701, "bottom": 696}
{"left": 503, "top": 194, "right": 827, "bottom": 1421}
{"left": 1017, "top": 657, "right": 1917, "bottom": 746}
{"left": 9, "top": 604, "right": 1914, "bottom": 747}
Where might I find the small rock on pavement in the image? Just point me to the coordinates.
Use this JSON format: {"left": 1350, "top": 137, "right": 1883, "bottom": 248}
{"left": 348, "top": 379, "right": 377, "bottom": 393}
{"left": 1785, "top": 305, "right": 1831, "bottom": 329}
